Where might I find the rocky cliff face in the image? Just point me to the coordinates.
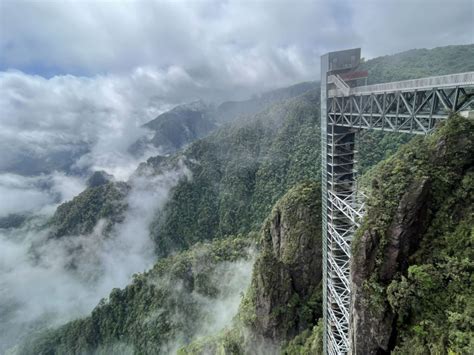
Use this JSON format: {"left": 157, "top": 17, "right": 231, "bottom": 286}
{"left": 351, "top": 177, "right": 432, "bottom": 354}
{"left": 248, "top": 182, "right": 322, "bottom": 342}
{"left": 181, "top": 182, "right": 323, "bottom": 354}
{"left": 350, "top": 115, "right": 474, "bottom": 354}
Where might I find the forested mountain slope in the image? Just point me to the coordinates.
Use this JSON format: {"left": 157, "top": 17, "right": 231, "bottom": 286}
{"left": 360, "top": 44, "right": 474, "bottom": 84}
{"left": 357, "top": 43, "right": 474, "bottom": 174}
{"left": 178, "top": 117, "right": 473, "bottom": 355}
{"left": 146, "top": 90, "right": 321, "bottom": 256}
{"left": 133, "top": 100, "right": 217, "bottom": 155}
{"left": 132, "top": 82, "right": 319, "bottom": 156}
{"left": 352, "top": 115, "right": 473, "bottom": 354}
{"left": 48, "top": 44, "right": 474, "bottom": 253}
{"left": 14, "top": 237, "right": 255, "bottom": 355}
{"left": 48, "top": 181, "right": 129, "bottom": 239}
{"left": 22, "top": 116, "right": 473, "bottom": 354}
{"left": 213, "top": 81, "right": 318, "bottom": 124}
{"left": 17, "top": 182, "right": 323, "bottom": 355}
{"left": 147, "top": 43, "right": 474, "bottom": 256}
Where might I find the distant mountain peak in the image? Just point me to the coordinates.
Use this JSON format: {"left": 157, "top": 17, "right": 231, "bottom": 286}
{"left": 176, "top": 99, "right": 210, "bottom": 112}
{"left": 86, "top": 170, "right": 114, "bottom": 188}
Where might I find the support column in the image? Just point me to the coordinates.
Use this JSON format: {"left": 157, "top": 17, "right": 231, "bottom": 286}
{"left": 321, "top": 48, "right": 362, "bottom": 355}
{"left": 325, "top": 125, "right": 357, "bottom": 355}
{"left": 320, "top": 52, "right": 329, "bottom": 355}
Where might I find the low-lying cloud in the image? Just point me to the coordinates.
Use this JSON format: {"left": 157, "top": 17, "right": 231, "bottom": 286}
{"left": 0, "top": 172, "right": 85, "bottom": 216}
{"left": 0, "top": 69, "right": 177, "bottom": 179}
{"left": 158, "top": 257, "right": 256, "bottom": 354}
{"left": 0, "top": 163, "right": 190, "bottom": 352}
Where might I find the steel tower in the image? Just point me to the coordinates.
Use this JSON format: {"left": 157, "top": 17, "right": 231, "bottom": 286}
{"left": 320, "top": 48, "right": 474, "bottom": 354}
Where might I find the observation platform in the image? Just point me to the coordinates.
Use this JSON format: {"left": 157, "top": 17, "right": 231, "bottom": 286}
{"left": 328, "top": 72, "right": 474, "bottom": 97}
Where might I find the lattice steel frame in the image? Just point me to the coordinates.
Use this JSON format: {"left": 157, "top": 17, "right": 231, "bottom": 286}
{"left": 321, "top": 51, "right": 474, "bottom": 355}
{"left": 328, "top": 84, "right": 474, "bottom": 134}
{"left": 325, "top": 126, "right": 365, "bottom": 355}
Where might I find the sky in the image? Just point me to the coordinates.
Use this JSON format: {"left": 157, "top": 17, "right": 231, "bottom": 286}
{"left": 0, "top": 0, "right": 473, "bottom": 179}
{"left": 1, "top": 0, "right": 473, "bottom": 87}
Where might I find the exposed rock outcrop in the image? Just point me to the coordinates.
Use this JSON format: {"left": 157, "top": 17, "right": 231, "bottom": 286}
{"left": 351, "top": 177, "right": 431, "bottom": 354}
{"left": 246, "top": 181, "right": 322, "bottom": 342}
{"left": 350, "top": 115, "right": 474, "bottom": 354}
{"left": 179, "top": 182, "right": 323, "bottom": 354}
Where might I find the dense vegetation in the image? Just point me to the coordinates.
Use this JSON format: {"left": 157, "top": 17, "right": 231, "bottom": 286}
{"left": 213, "top": 81, "right": 318, "bottom": 124}
{"left": 357, "top": 131, "right": 413, "bottom": 175}
{"left": 132, "top": 82, "right": 320, "bottom": 156}
{"left": 15, "top": 236, "right": 255, "bottom": 355}
{"left": 357, "top": 44, "right": 474, "bottom": 175}
{"left": 148, "top": 90, "right": 321, "bottom": 256}
{"left": 352, "top": 115, "right": 474, "bottom": 354}
{"left": 49, "top": 182, "right": 129, "bottom": 238}
{"left": 180, "top": 182, "right": 323, "bottom": 354}
{"left": 146, "top": 44, "right": 474, "bottom": 257}
{"left": 390, "top": 117, "right": 474, "bottom": 354}
{"left": 359, "top": 44, "right": 474, "bottom": 84}
{"left": 138, "top": 100, "right": 216, "bottom": 155}
{"left": 47, "top": 44, "right": 474, "bottom": 254}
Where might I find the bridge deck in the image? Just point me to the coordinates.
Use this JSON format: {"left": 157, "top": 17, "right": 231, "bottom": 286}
{"left": 329, "top": 71, "right": 474, "bottom": 97}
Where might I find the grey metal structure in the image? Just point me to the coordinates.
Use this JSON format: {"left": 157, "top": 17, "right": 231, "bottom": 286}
{"left": 320, "top": 49, "right": 474, "bottom": 355}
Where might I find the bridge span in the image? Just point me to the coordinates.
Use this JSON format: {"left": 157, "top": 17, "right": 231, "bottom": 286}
{"left": 320, "top": 48, "right": 474, "bottom": 355}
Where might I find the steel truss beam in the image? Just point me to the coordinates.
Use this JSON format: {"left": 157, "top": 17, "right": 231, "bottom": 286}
{"left": 328, "top": 85, "right": 474, "bottom": 134}
{"left": 322, "top": 67, "right": 474, "bottom": 355}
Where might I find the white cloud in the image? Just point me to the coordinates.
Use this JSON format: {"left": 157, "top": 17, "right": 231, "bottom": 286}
{"left": 0, "top": 69, "right": 181, "bottom": 178}
{"left": 0, "top": 162, "right": 190, "bottom": 352}
{"left": 158, "top": 257, "right": 255, "bottom": 354}
{"left": 2, "top": 0, "right": 471, "bottom": 85}
{"left": 0, "top": 179, "right": 51, "bottom": 215}
{"left": 0, "top": 172, "right": 86, "bottom": 216}
{"left": 351, "top": 0, "right": 474, "bottom": 58}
